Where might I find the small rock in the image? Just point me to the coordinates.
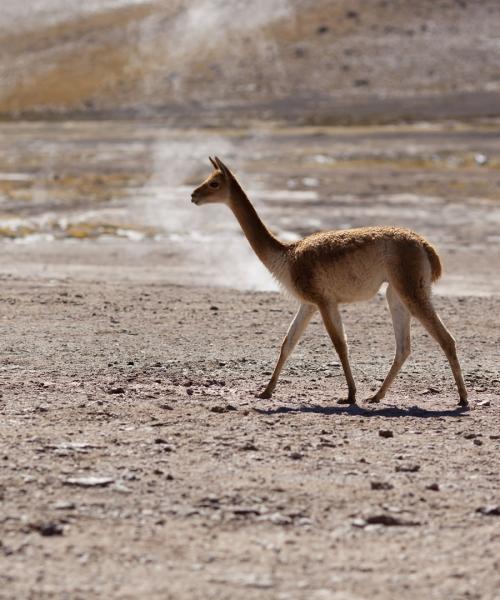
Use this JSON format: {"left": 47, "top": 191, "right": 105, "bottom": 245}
{"left": 426, "top": 483, "right": 440, "bottom": 491}
{"left": 474, "top": 153, "right": 488, "bottom": 166}
{"left": 355, "top": 514, "right": 421, "bottom": 527}
{"left": 30, "top": 522, "right": 64, "bottom": 536}
{"left": 210, "top": 404, "right": 237, "bottom": 413}
{"left": 463, "top": 432, "right": 480, "bottom": 439}
{"left": 63, "top": 476, "right": 114, "bottom": 488}
{"left": 419, "top": 386, "right": 441, "bottom": 395}
{"left": 476, "top": 505, "right": 500, "bottom": 516}
{"left": 289, "top": 452, "right": 303, "bottom": 460}
{"left": 240, "top": 442, "right": 258, "bottom": 451}
{"left": 108, "top": 387, "right": 125, "bottom": 395}
{"left": 473, "top": 439, "right": 483, "bottom": 446}
{"left": 476, "top": 399, "right": 491, "bottom": 407}
{"left": 371, "top": 481, "right": 394, "bottom": 490}
{"left": 379, "top": 429, "right": 393, "bottom": 438}
{"left": 53, "top": 501, "right": 76, "bottom": 510}
{"left": 230, "top": 506, "right": 261, "bottom": 516}
{"left": 210, "top": 305, "right": 219, "bottom": 311}
{"left": 365, "top": 514, "right": 421, "bottom": 527}
{"left": 395, "top": 464, "right": 420, "bottom": 473}
{"left": 268, "top": 512, "right": 293, "bottom": 525}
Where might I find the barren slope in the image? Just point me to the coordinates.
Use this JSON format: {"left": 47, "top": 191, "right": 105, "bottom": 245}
{"left": 1, "top": 0, "right": 500, "bottom": 123}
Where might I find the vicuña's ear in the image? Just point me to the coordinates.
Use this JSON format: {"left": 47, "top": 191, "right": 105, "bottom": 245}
{"left": 209, "top": 156, "right": 218, "bottom": 170}
{"left": 214, "top": 156, "right": 232, "bottom": 179}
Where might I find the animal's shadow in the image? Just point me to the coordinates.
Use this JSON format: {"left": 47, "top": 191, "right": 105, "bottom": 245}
{"left": 253, "top": 402, "right": 470, "bottom": 419}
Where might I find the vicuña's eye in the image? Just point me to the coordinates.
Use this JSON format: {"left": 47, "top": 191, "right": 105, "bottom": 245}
{"left": 209, "top": 181, "right": 219, "bottom": 189}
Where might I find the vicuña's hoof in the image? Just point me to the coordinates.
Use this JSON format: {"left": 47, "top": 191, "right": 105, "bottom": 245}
{"left": 366, "top": 395, "right": 381, "bottom": 404}
{"left": 337, "top": 397, "right": 356, "bottom": 405}
{"left": 257, "top": 389, "right": 272, "bottom": 399}
{"left": 458, "top": 397, "right": 470, "bottom": 409}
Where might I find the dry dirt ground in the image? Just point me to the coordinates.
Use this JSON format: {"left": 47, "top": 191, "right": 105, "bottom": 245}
{"left": 0, "top": 277, "right": 499, "bottom": 599}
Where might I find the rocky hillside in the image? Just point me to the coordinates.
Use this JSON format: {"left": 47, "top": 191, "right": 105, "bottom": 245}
{"left": 1, "top": 0, "right": 499, "bottom": 124}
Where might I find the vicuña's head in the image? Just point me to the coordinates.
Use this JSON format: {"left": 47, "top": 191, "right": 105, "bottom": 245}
{"left": 191, "top": 156, "right": 235, "bottom": 206}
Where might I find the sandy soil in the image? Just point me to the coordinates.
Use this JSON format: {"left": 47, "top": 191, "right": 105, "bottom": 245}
{"left": 0, "top": 277, "right": 499, "bottom": 599}
{"left": 0, "top": 117, "right": 498, "bottom": 598}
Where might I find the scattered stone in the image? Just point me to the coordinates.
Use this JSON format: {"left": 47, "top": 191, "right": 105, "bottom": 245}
{"left": 218, "top": 574, "right": 274, "bottom": 589}
{"left": 289, "top": 452, "right": 303, "bottom": 460}
{"left": 371, "top": 481, "right": 394, "bottom": 490}
{"left": 395, "top": 464, "right": 420, "bottom": 473}
{"left": 240, "top": 442, "right": 258, "bottom": 451}
{"left": 419, "top": 386, "right": 441, "bottom": 395}
{"left": 114, "top": 482, "right": 132, "bottom": 494}
{"left": 476, "top": 399, "right": 491, "bottom": 407}
{"left": 354, "top": 514, "right": 421, "bottom": 527}
{"left": 316, "top": 25, "right": 329, "bottom": 34}
{"left": 229, "top": 506, "right": 261, "bottom": 516}
{"left": 210, "top": 404, "right": 237, "bottom": 413}
{"left": 197, "top": 495, "right": 220, "bottom": 508}
{"left": 268, "top": 512, "right": 293, "bottom": 525}
{"left": 379, "top": 429, "right": 394, "bottom": 438}
{"left": 107, "top": 387, "right": 125, "bottom": 395}
{"left": 186, "top": 387, "right": 193, "bottom": 396}
{"left": 476, "top": 505, "right": 500, "bottom": 516}
{"left": 426, "top": 483, "right": 440, "bottom": 491}
{"left": 473, "top": 439, "right": 483, "bottom": 446}
{"left": 29, "top": 522, "right": 64, "bottom": 536}
{"left": 63, "top": 476, "right": 115, "bottom": 488}
{"left": 474, "top": 153, "right": 488, "bottom": 166}
{"left": 210, "top": 305, "right": 219, "bottom": 311}
{"left": 54, "top": 501, "right": 76, "bottom": 510}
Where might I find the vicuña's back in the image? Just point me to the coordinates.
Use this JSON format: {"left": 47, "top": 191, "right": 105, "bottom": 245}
{"left": 191, "top": 157, "right": 468, "bottom": 408}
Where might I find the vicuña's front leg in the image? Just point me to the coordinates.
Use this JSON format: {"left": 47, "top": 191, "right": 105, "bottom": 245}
{"left": 319, "top": 302, "right": 356, "bottom": 404}
{"left": 258, "top": 303, "right": 316, "bottom": 399}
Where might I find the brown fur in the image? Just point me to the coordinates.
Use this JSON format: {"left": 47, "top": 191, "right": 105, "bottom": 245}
{"left": 191, "top": 157, "right": 468, "bottom": 407}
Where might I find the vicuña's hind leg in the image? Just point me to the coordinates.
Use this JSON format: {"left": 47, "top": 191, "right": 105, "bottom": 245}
{"left": 258, "top": 303, "right": 316, "bottom": 399}
{"left": 367, "top": 285, "right": 411, "bottom": 403}
{"left": 400, "top": 292, "right": 468, "bottom": 407}
{"left": 319, "top": 302, "right": 356, "bottom": 404}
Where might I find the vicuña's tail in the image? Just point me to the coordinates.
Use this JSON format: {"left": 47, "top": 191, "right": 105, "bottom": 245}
{"left": 424, "top": 242, "right": 442, "bottom": 282}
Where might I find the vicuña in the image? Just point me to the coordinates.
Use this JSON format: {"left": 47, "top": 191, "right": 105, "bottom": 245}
{"left": 191, "top": 156, "right": 468, "bottom": 407}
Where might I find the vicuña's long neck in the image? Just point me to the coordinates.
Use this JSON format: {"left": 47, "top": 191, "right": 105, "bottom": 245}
{"left": 228, "top": 180, "right": 286, "bottom": 271}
